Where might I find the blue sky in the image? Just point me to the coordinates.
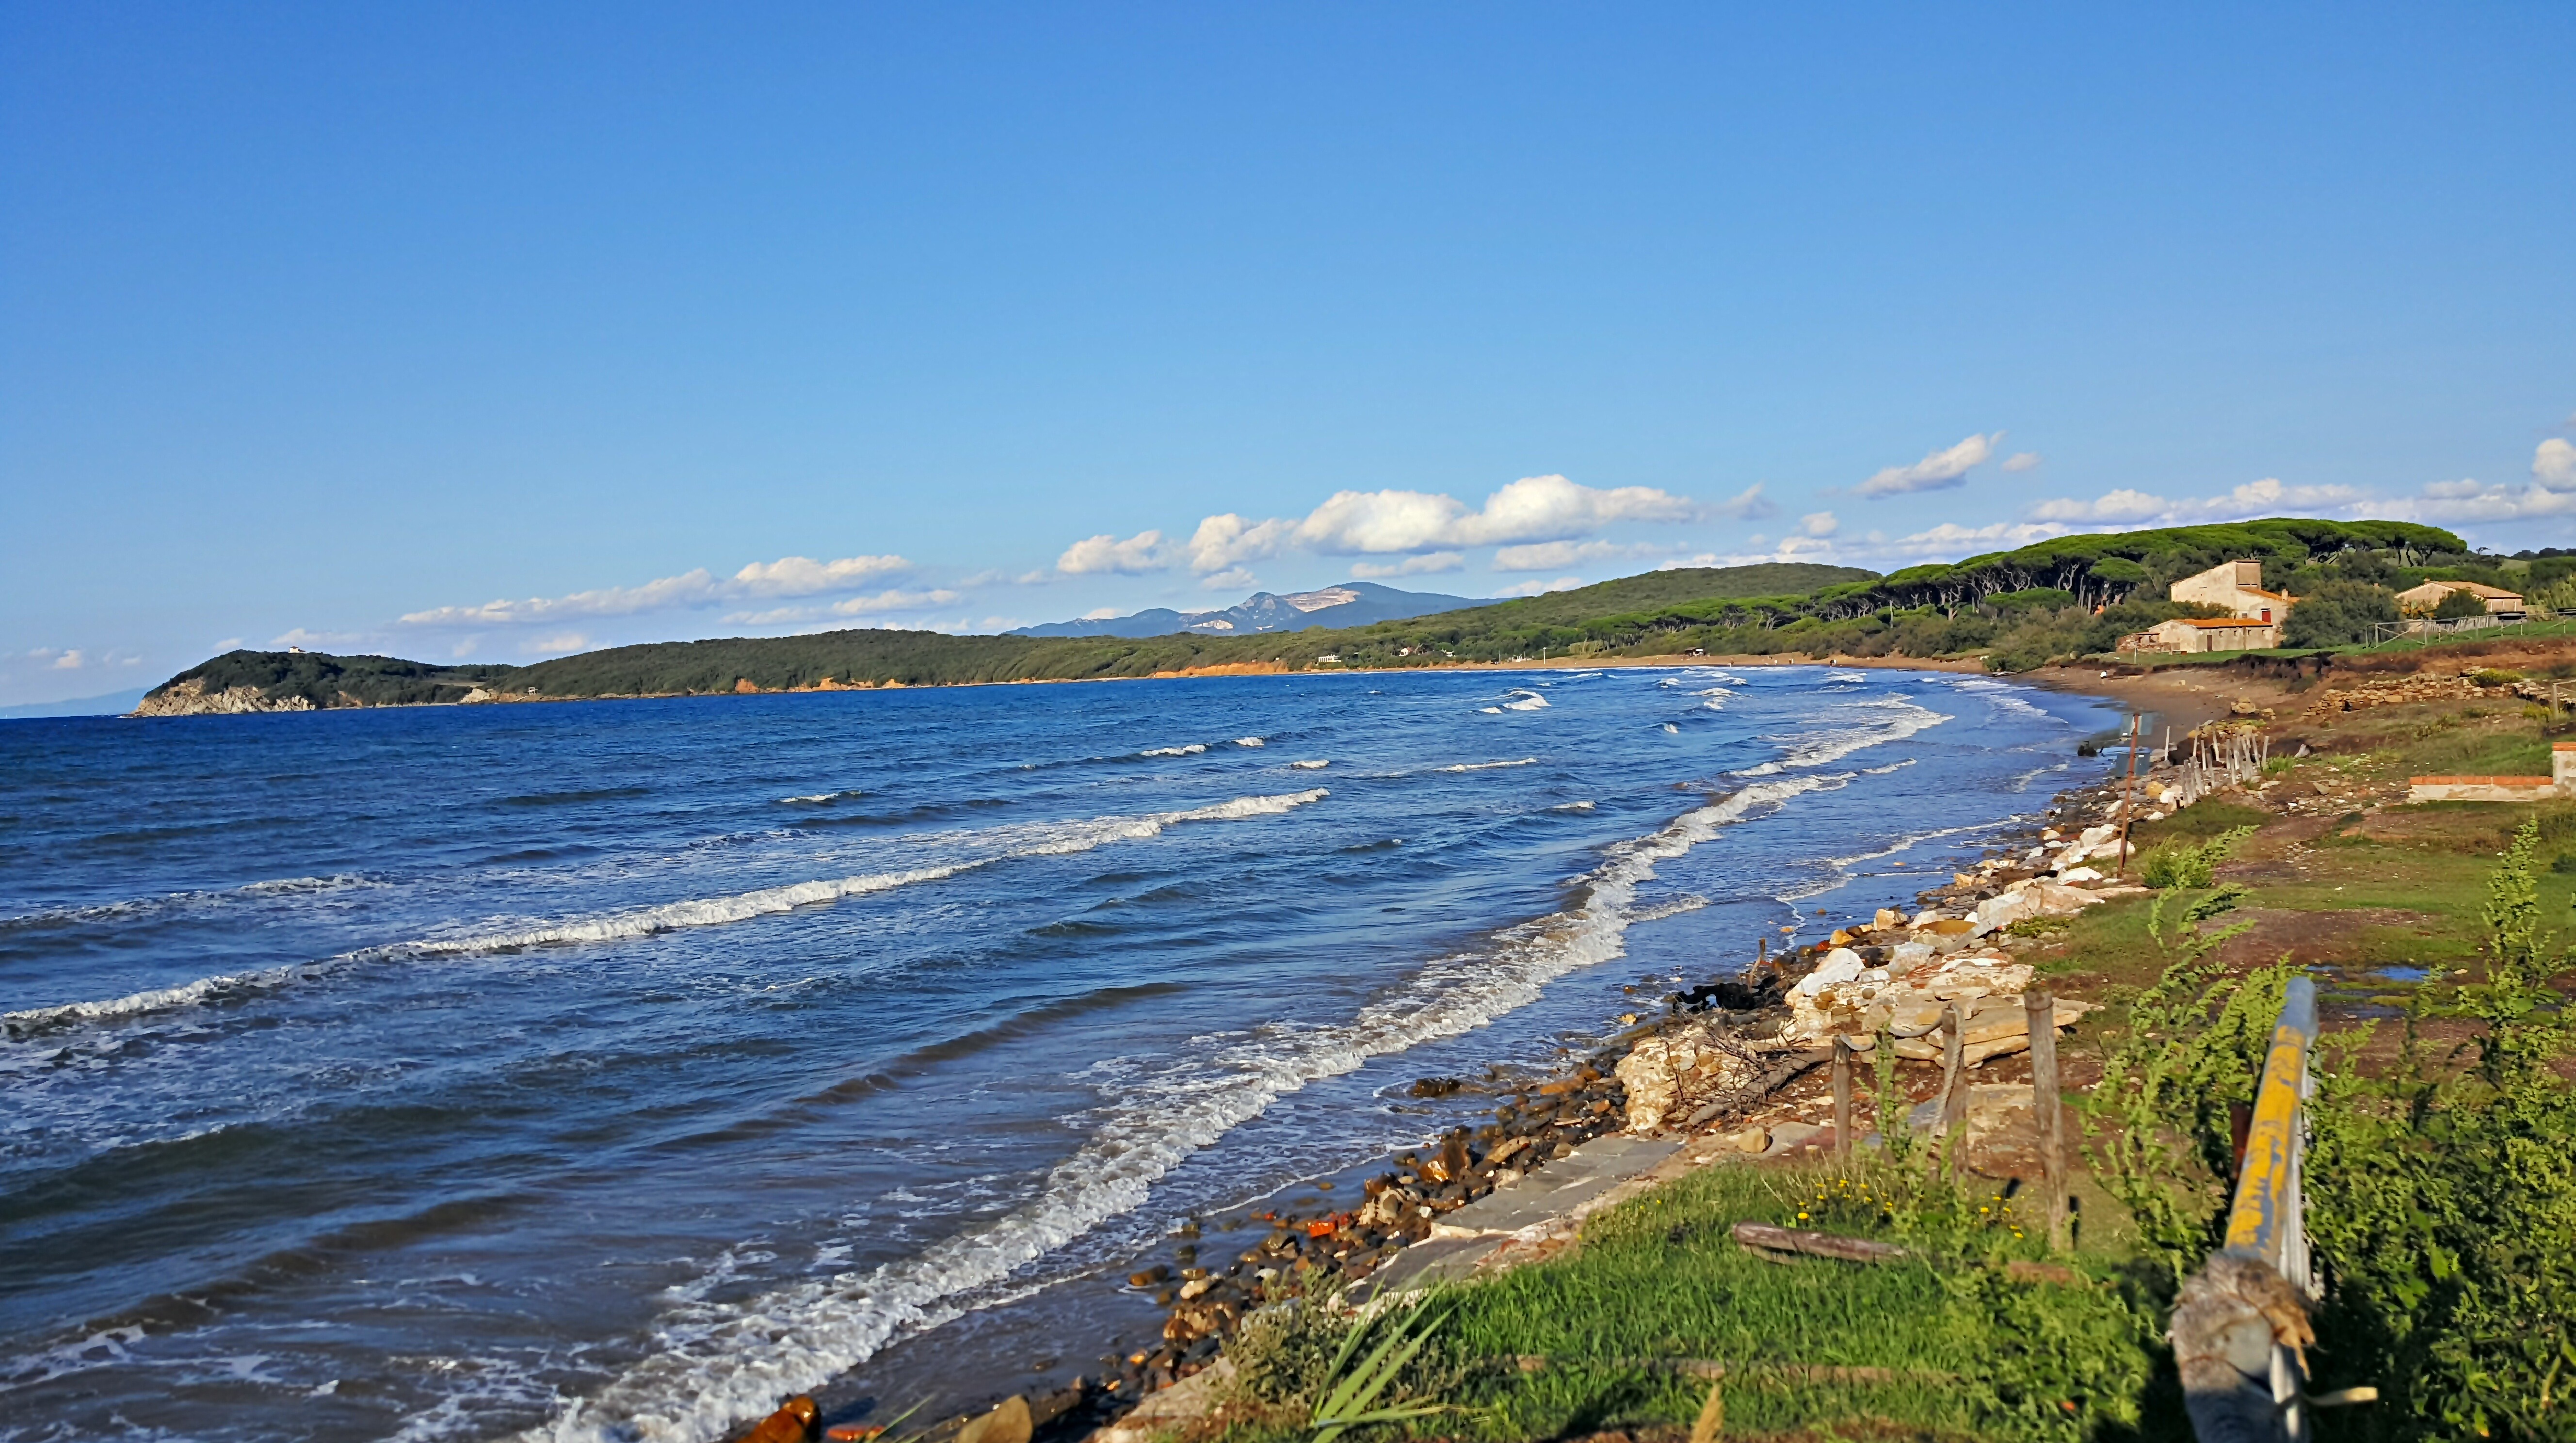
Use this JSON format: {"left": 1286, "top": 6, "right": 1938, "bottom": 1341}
{"left": 4, "top": 3, "right": 2573, "bottom": 704}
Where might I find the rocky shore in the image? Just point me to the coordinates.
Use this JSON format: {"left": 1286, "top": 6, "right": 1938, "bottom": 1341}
{"left": 813, "top": 736, "right": 2205, "bottom": 1443}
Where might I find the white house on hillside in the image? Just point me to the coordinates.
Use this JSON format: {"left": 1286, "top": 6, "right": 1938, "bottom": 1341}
{"left": 2168, "top": 560, "right": 2296, "bottom": 624}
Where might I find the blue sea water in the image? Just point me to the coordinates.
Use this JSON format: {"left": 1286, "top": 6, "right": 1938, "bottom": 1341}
{"left": 0, "top": 666, "right": 2116, "bottom": 1442}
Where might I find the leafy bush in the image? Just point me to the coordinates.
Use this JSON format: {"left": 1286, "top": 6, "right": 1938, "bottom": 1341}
{"left": 2468, "top": 667, "right": 2524, "bottom": 687}
{"left": 2304, "top": 820, "right": 2576, "bottom": 1437}
{"left": 2432, "top": 586, "right": 2492, "bottom": 620}
{"left": 2138, "top": 824, "right": 2255, "bottom": 890}
{"left": 2283, "top": 579, "right": 2401, "bottom": 647}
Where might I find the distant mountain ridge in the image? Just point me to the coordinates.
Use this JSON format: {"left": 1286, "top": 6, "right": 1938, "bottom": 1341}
{"left": 1007, "top": 580, "right": 1479, "bottom": 638}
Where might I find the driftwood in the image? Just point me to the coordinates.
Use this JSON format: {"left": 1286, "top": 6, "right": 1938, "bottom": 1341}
{"left": 1729, "top": 1222, "right": 1911, "bottom": 1265}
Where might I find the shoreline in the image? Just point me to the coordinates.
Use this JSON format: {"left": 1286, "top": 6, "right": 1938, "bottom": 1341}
{"left": 794, "top": 663, "right": 2155, "bottom": 1443}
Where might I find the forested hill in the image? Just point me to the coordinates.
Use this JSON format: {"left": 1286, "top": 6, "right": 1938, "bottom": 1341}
{"left": 138, "top": 519, "right": 2493, "bottom": 711}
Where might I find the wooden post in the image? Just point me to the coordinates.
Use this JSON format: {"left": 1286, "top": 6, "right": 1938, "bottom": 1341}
{"left": 2112, "top": 715, "right": 2144, "bottom": 878}
{"left": 1830, "top": 1036, "right": 1852, "bottom": 1156}
{"left": 1938, "top": 1007, "right": 1967, "bottom": 1176}
{"left": 2028, "top": 990, "right": 2066, "bottom": 1250}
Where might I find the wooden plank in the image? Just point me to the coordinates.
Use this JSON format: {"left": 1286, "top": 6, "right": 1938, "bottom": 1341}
{"left": 1729, "top": 1221, "right": 1911, "bottom": 1265}
{"left": 1938, "top": 1005, "right": 1966, "bottom": 1176}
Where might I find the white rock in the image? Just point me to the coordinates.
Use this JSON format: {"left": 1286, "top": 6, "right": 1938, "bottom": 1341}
{"left": 1791, "top": 947, "right": 1866, "bottom": 996}
{"left": 2078, "top": 824, "right": 2116, "bottom": 846}
{"left": 2058, "top": 866, "right": 2104, "bottom": 882}
{"left": 1889, "top": 940, "right": 1935, "bottom": 969}
{"left": 1911, "top": 910, "right": 1942, "bottom": 928}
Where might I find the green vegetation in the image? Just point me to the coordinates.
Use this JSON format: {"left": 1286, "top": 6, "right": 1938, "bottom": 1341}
{"left": 2286, "top": 579, "right": 2403, "bottom": 648}
{"left": 142, "top": 520, "right": 2482, "bottom": 709}
{"left": 2431, "top": 587, "right": 2493, "bottom": 621}
{"left": 155, "top": 650, "right": 516, "bottom": 708}
{"left": 1223, "top": 1160, "right": 2162, "bottom": 1443}
{"left": 2304, "top": 820, "right": 2576, "bottom": 1438}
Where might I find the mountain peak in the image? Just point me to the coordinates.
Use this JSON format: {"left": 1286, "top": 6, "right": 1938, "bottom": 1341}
{"left": 1006, "top": 580, "right": 1478, "bottom": 639}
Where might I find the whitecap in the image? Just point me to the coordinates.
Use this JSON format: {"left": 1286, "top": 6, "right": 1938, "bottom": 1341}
{"left": 2, "top": 792, "right": 1333, "bottom": 1040}
{"left": 1139, "top": 744, "right": 1208, "bottom": 757}
{"left": 1437, "top": 757, "right": 1539, "bottom": 772}
{"left": 510, "top": 773, "right": 1848, "bottom": 1443}
{"left": 1734, "top": 698, "right": 1951, "bottom": 777}
{"left": 1233, "top": 737, "right": 1265, "bottom": 748}
{"left": 1290, "top": 760, "right": 1328, "bottom": 770}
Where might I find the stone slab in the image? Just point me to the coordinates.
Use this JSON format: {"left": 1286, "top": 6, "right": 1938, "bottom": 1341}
{"left": 1366, "top": 1235, "right": 1502, "bottom": 1293}
{"left": 1426, "top": 1134, "right": 1683, "bottom": 1238}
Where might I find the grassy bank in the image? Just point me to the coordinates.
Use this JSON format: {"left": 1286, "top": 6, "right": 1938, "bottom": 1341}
{"left": 1187, "top": 673, "right": 2576, "bottom": 1443}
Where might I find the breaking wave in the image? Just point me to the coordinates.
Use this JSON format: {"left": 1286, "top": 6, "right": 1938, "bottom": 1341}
{"left": 1438, "top": 758, "right": 1538, "bottom": 773}
{"left": 513, "top": 773, "right": 1847, "bottom": 1443}
{"left": 1139, "top": 744, "right": 1208, "bottom": 758}
{"left": 1735, "top": 698, "right": 1950, "bottom": 777}
{"left": 0, "top": 793, "right": 1330, "bottom": 1041}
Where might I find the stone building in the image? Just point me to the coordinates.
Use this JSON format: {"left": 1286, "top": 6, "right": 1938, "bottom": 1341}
{"left": 2395, "top": 579, "right": 2525, "bottom": 618}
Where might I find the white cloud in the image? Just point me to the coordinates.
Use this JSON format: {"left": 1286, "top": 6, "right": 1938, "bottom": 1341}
{"left": 1490, "top": 540, "right": 1655, "bottom": 572}
{"left": 2000, "top": 452, "right": 2042, "bottom": 473}
{"left": 2381, "top": 478, "right": 2576, "bottom": 524}
{"left": 400, "top": 552, "right": 916, "bottom": 627}
{"left": 1188, "top": 514, "right": 1295, "bottom": 573}
{"left": 1858, "top": 433, "right": 2003, "bottom": 497}
{"left": 1877, "top": 521, "right": 2070, "bottom": 558}
{"left": 48, "top": 648, "right": 86, "bottom": 670}
{"left": 213, "top": 637, "right": 244, "bottom": 652}
{"left": 1491, "top": 576, "right": 1587, "bottom": 597}
{"left": 1658, "top": 533, "right": 1844, "bottom": 568}
{"left": 527, "top": 632, "right": 590, "bottom": 655}
{"left": 1055, "top": 530, "right": 1176, "bottom": 576}
{"left": 1350, "top": 552, "right": 1466, "bottom": 578}
{"left": 725, "top": 589, "right": 964, "bottom": 625}
{"left": 1198, "top": 566, "right": 1258, "bottom": 591}
{"left": 1194, "top": 474, "right": 1701, "bottom": 571}
{"left": 1710, "top": 483, "right": 1780, "bottom": 520}
{"left": 728, "top": 554, "right": 910, "bottom": 596}
{"left": 2028, "top": 477, "right": 2364, "bottom": 526}
{"left": 1799, "top": 511, "right": 1839, "bottom": 538}
{"left": 2535, "top": 438, "right": 2576, "bottom": 492}
{"left": 1079, "top": 607, "right": 1123, "bottom": 621}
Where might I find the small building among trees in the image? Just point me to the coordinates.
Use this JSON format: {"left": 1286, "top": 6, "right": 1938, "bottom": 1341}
{"left": 2396, "top": 579, "right": 2525, "bottom": 619}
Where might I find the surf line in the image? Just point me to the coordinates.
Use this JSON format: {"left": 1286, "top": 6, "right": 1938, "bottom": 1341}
{"left": 0, "top": 791, "right": 1331, "bottom": 1041}
{"left": 512, "top": 772, "right": 1852, "bottom": 1443}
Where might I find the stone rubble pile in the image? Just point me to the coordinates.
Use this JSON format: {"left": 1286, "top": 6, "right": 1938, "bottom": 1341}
{"left": 2301, "top": 672, "right": 2519, "bottom": 720}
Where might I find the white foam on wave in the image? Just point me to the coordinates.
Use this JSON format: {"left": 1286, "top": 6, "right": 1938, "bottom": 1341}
{"left": 1775, "top": 812, "right": 2030, "bottom": 903}
{"left": 1552, "top": 800, "right": 1596, "bottom": 811}
{"left": 1291, "top": 759, "right": 1329, "bottom": 770}
{"left": 1735, "top": 698, "right": 1950, "bottom": 777}
{"left": 1234, "top": 737, "right": 1265, "bottom": 748}
{"left": 513, "top": 772, "right": 1847, "bottom": 1443}
{"left": 1499, "top": 689, "right": 1549, "bottom": 711}
{"left": 1438, "top": 757, "right": 1538, "bottom": 772}
{"left": 1139, "top": 744, "right": 1208, "bottom": 757}
{"left": 0, "top": 874, "right": 380, "bottom": 932}
{"left": 0, "top": 793, "right": 1331, "bottom": 1040}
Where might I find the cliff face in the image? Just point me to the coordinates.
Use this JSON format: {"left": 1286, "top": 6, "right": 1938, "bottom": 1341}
{"left": 129, "top": 678, "right": 321, "bottom": 717}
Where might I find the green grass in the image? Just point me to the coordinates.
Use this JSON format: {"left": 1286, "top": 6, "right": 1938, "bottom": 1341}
{"left": 1417, "top": 1163, "right": 2166, "bottom": 1443}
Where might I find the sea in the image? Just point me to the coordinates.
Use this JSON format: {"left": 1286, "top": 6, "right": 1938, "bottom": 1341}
{"left": 0, "top": 665, "right": 2120, "bottom": 1442}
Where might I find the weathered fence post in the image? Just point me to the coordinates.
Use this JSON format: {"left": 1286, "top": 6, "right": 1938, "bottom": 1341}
{"left": 2026, "top": 990, "right": 2065, "bottom": 1249}
{"left": 2174, "top": 977, "right": 2346, "bottom": 1443}
{"left": 1937, "top": 1007, "right": 1966, "bottom": 1176}
{"left": 1830, "top": 1036, "right": 1852, "bottom": 1156}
